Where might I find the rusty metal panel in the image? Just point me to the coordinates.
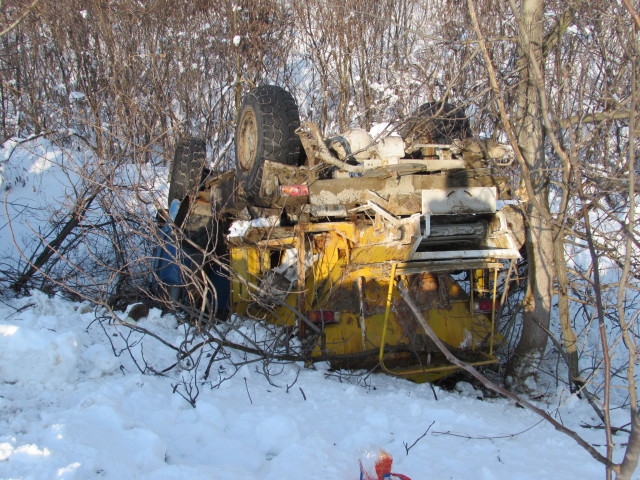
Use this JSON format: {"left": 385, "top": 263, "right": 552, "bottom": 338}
{"left": 307, "top": 175, "right": 506, "bottom": 217}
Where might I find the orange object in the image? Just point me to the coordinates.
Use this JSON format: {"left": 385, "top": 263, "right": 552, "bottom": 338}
{"left": 375, "top": 450, "right": 393, "bottom": 479}
{"left": 359, "top": 449, "right": 412, "bottom": 480}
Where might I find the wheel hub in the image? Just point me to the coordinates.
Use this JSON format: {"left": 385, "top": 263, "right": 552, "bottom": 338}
{"left": 238, "top": 110, "right": 257, "bottom": 172}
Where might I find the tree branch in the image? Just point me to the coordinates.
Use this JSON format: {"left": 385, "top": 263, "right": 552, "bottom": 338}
{"left": 0, "top": 0, "right": 40, "bottom": 38}
{"left": 397, "top": 281, "right": 617, "bottom": 471}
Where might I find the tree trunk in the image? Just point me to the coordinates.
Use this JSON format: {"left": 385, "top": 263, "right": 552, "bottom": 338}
{"left": 553, "top": 232, "right": 581, "bottom": 390}
{"left": 504, "top": 0, "right": 555, "bottom": 390}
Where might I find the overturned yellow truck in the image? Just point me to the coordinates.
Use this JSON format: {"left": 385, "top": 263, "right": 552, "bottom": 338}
{"left": 162, "top": 85, "right": 525, "bottom": 382}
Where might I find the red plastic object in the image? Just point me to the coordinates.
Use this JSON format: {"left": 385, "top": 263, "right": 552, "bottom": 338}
{"left": 375, "top": 450, "right": 393, "bottom": 478}
{"left": 359, "top": 449, "right": 412, "bottom": 480}
{"left": 279, "top": 184, "right": 309, "bottom": 196}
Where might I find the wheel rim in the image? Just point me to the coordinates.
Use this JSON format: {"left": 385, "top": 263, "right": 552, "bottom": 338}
{"left": 237, "top": 109, "right": 257, "bottom": 172}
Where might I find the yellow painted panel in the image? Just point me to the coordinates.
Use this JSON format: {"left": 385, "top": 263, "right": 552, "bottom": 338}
{"left": 228, "top": 219, "right": 501, "bottom": 380}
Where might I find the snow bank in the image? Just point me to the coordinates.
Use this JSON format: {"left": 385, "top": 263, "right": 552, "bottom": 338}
{"left": 0, "top": 291, "right": 623, "bottom": 479}
{"left": 0, "top": 323, "right": 78, "bottom": 388}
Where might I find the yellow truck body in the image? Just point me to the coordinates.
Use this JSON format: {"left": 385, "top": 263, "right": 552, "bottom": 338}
{"left": 163, "top": 85, "right": 525, "bottom": 382}
{"left": 225, "top": 212, "right": 516, "bottom": 382}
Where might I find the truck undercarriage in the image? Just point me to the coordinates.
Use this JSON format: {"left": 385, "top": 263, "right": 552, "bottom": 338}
{"left": 156, "top": 85, "right": 525, "bottom": 382}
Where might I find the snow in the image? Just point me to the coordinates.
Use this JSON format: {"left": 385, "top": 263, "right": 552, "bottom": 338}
{"left": 0, "top": 138, "right": 76, "bottom": 265}
{"left": 69, "top": 92, "right": 86, "bottom": 102}
{"left": 0, "top": 291, "right": 627, "bottom": 479}
{"left": 370, "top": 123, "right": 401, "bottom": 139}
{"left": 0, "top": 138, "right": 633, "bottom": 479}
{"left": 227, "top": 217, "right": 281, "bottom": 238}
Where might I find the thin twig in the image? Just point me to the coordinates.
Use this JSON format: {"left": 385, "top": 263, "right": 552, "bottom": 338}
{"left": 244, "top": 377, "right": 253, "bottom": 404}
{"left": 403, "top": 421, "right": 435, "bottom": 455}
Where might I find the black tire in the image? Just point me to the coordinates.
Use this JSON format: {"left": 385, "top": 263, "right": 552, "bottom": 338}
{"left": 235, "top": 85, "right": 302, "bottom": 205}
{"left": 400, "top": 102, "right": 471, "bottom": 145}
{"left": 168, "top": 138, "right": 207, "bottom": 208}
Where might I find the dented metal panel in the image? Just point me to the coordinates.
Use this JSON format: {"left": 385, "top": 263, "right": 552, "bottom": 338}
{"left": 421, "top": 187, "right": 497, "bottom": 215}
{"left": 225, "top": 211, "right": 518, "bottom": 380}
{"left": 306, "top": 174, "right": 506, "bottom": 217}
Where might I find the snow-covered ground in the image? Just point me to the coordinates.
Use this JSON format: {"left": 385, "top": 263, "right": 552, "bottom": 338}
{"left": 0, "top": 137, "right": 633, "bottom": 479}
{"left": 0, "top": 291, "right": 629, "bottom": 479}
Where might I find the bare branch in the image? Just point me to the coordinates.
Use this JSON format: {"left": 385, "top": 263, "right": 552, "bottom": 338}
{"left": 0, "top": 0, "right": 40, "bottom": 37}
{"left": 397, "top": 281, "right": 617, "bottom": 471}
